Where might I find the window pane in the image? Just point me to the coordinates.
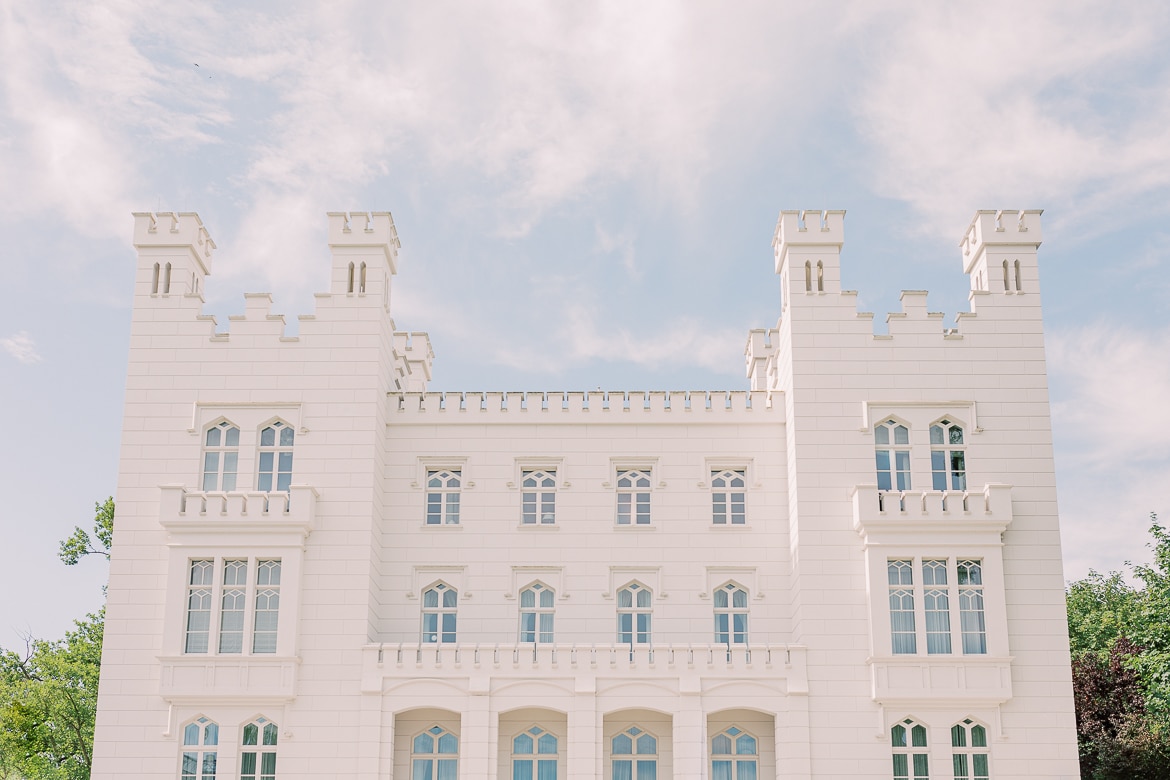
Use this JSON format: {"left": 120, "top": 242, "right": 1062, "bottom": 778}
{"left": 712, "top": 734, "right": 731, "bottom": 754}
{"left": 513, "top": 760, "right": 533, "bottom": 780}
{"left": 412, "top": 759, "right": 433, "bottom": 780}
{"left": 260, "top": 427, "right": 275, "bottom": 447}
{"left": 736, "top": 734, "right": 757, "bottom": 755}
{"left": 613, "top": 734, "right": 632, "bottom": 754}
{"left": 736, "top": 760, "right": 757, "bottom": 780}
{"left": 438, "top": 733, "right": 458, "bottom": 754}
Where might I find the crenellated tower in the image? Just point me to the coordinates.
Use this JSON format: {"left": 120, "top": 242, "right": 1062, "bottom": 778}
{"left": 132, "top": 211, "right": 215, "bottom": 300}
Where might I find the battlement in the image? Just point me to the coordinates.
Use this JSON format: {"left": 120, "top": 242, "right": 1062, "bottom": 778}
{"left": 392, "top": 331, "right": 434, "bottom": 391}
{"left": 132, "top": 212, "right": 215, "bottom": 274}
{"left": 327, "top": 211, "right": 400, "bottom": 272}
{"left": 389, "top": 390, "right": 779, "bottom": 422}
{"left": 772, "top": 209, "right": 845, "bottom": 269}
{"left": 960, "top": 209, "right": 1043, "bottom": 275}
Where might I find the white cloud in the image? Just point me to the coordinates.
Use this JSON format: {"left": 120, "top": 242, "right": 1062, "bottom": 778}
{"left": 2, "top": 331, "right": 43, "bottom": 364}
{"left": 853, "top": 2, "right": 1170, "bottom": 236}
{"left": 1048, "top": 323, "right": 1170, "bottom": 578}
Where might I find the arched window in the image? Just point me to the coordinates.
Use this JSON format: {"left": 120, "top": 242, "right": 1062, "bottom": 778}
{"left": 257, "top": 422, "right": 294, "bottom": 492}
{"left": 711, "top": 469, "right": 746, "bottom": 525}
{"left": 929, "top": 420, "right": 966, "bottom": 491}
{"left": 185, "top": 559, "right": 214, "bottom": 653}
{"left": 163, "top": 262, "right": 172, "bottom": 294}
{"left": 951, "top": 719, "right": 989, "bottom": 779}
{"left": 892, "top": 718, "right": 929, "bottom": 780}
{"left": 519, "top": 583, "right": 555, "bottom": 643}
{"left": 412, "top": 725, "right": 458, "bottom": 780}
{"left": 422, "top": 583, "right": 457, "bottom": 644}
{"left": 1014, "top": 259, "right": 1022, "bottom": 293}
{"left": 359, "top": 262, "right": 367, "bottom": 293}
{"left": 816, "top": 260, "right": 824, "bottom": 292}
{"left": 875, "top": 420, "right": 911, "bottom": 491}
{"left": 512, "top": 725, "right": 557, "bottom": 780}
{"left": 240, "top": 717, "right": 278, "bottom": 780}
{"left": 1002, "top": 260, "right": 1010, "bottom": 292}
{"left": 522, "top": 469, "right": 557, "bottom": 524}
{"left": 202, "top": 421, "right": 239, "bottom": 491}
{"left": 615, "top": 469, "right": 652, "bottom": 525}
{"left": 180, "top": 716, "right": 217, "bottom": 780}
{"left": 711, "top": 725, "right": 757, "bottom": 780}
{"left": 347, "top": 262, "right": 355, "bottom": 293}
{"left": 714, "top": 583, "right": 748, "bottom": 644}
{"left": 617, "top": 583, "right": 652, "bottom": 644}
{"left": 611, "top": 725, "right": 656, "bottom": 780}
{"left": 151, "top": 262, "right": 160, "bottom": 294}
{"left": 804, "top": 261, "right": 812, "bottom": 292}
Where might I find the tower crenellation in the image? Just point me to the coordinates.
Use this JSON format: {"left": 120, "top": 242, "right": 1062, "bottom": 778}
{"left": 960, "top": 209, "right": 1043, "bottom": 296}
{"left": 132, "top": 211, "right": 215, "bottom": 299}
{"left": 773, "top": 209, "right": 845, "bottom": 298}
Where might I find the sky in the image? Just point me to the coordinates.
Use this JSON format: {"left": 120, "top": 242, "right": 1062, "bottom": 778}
{"left": 2, "top": 0, "right": 1169, "bottom": 650}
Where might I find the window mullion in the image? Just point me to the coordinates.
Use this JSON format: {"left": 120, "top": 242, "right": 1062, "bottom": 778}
{"left": 243, "top": 556, "right": 257, "bottom": 656}
{"left": 914, "top": 557, "right": 927, "bottom": 654}
{"left": 208, "top": 558, "right": 224, "bottom": 656}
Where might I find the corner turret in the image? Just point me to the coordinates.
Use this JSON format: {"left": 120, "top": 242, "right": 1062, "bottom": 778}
{"left": 327, "top": 211, "right": 400, "bottom": 311}
{"left": 772, "top": 210, "right": 845, "bottom": 306}
{"left": 960, "top": 209, "right": 1043, "bottom": 295}
{"left": 131, "top": 212, "right": 215, "bottom": 300}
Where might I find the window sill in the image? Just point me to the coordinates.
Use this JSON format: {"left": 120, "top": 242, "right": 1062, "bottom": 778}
{"left": 420, "top": 523, "right": 464, "bottom": 530}
{"left": 709, "top": 523, "right": 752, "bottom": 530}
{"left": 613, "top": 524, "right": 658, "bottom": 531}
{"left": 517, "top": 523, "right": 560, "bottom": 530}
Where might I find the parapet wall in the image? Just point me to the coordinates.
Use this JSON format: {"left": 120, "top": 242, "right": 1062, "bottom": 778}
{"left": 390, "top": 390, "right": 779, "bottom": 423}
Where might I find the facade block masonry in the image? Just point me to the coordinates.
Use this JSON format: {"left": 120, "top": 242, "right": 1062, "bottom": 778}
{"left": 91, "top": 208, "right": 1080, "bottom": 778}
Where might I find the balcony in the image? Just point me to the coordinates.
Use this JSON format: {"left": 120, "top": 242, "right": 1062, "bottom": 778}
{"left": 158, "top": 654, "right": 299, "bottom": 703}
{"left": 852, "top": 483, "right": 1013, "bottom": 545}
{"left": 158, "top": 484, "right": 319, "bottom": 545}
{"left": 360, "top": 643, "right": 808, "bottom": 696}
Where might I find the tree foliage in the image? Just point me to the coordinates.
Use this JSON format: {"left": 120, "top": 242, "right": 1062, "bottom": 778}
{"left": 57, "top": 499, "right": 114, "bottom": 566}
{"left": 0, "top": 613, "right": 103, "bottom": 780}
{"left": 1068, "top": 514, "right": 1170, "bottom": 778}
{"left": 0, "top": 500, "right": 111, "bottom": 779}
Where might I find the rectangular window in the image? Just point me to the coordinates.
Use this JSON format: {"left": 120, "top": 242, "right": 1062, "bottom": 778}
{"left": 616, "top": 469, "right": 652, "bottom": 525}
{"left": 521, "top": 470, "right": 556, "bottom": 524}
{"left": 922, "top": 559, "right": 952, "bottom": 654}
{"left": 426, "top": 469, "right": 462, "bottom": 525}
{"left": 887, "top": 560, "right": 916, "bottom": 654}
{"left": 253, "top": 560, "right": 281, "bottom": 654}
{"left": 958, "top": 560, "right": 987, "bottom": 654}
{"left": 711, "top": 470, "right": 746, "bottom": 525}
{"left": 218, "top": 560, "right": 247, "bottom": 653}
{"left": 182, "top": 557, "right": 282, "bottom": 655}
{"left": 185, "top": 560, "right": 214, "bottom": 653}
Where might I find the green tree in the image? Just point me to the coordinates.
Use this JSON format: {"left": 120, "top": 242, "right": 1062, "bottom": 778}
{"left": 1068, "top": 514, "right": 1170, "bottom": 778}
{"left": 0, "top": 499, "right": 111, "bottom": 779}
{"left": 57, "top": 498, "right": 114, "bottom": 565}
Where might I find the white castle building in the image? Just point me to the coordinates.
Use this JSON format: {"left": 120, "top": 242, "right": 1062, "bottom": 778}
{"left": 92, "top": 209, "right": 1080, "bottom": 779}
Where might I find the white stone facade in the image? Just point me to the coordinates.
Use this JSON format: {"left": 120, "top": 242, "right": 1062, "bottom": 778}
{"left": 92, "top": 209, "right": 1080, "bottom": 779}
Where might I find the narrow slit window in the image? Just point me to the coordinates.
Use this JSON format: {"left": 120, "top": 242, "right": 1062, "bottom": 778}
{"left": 804, "top": 260, "right": 812, "bottom": 292}
{"left": 817, "top": 260, "right": 824, "bottom": 292}
{"left": 1014, "top": 259, "right": 1022, "bottom": 292}
{"left": 347, "top": 261, "right": 354, "bottom": 293}
{"left": 151, "top": 262, "right": 160, "bottom": 294}
{"left": 359, "top": 262, "right": 367, "bottom": 293}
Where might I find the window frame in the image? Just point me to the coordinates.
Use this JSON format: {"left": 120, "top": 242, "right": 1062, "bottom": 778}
{"left": 875, "top": 419, "right": 912, "bottom": 492}
{"left": 518, "top": 583, "right": 555, "bottom": 644}
{"left": 256, "top": 420, "right": 294, "bottom": 493}
{"left": 710, "top": 469, "right": 747, "bottom": 525}
{"left": 421, "top": 582, "right": 458, "bottom": 644}
{"left": 891, "top": 718, "right": 929, "bottom": 780}
{"left": 183, "top": 557, "right": 283, "bottom": 656}
{"left": 615, "top": 468, "right": 653, "bottom": 526}
{"left": 713, "top": 582, "right": 749, "bottom": 645}
{"left": 180, "top": 716, "right": 218, "bottom": 780}
{"left": 511, "top": 725, "right": 558, "bottom": 780}
{"left": 951, "top": 718, "right": 990, "bottom": 780}
{"left": 521, "top": 469, "right": 557, "bottom": 525}
{"left": 616, "top": 582, "right": 653, "bottom": 645}
{"left": 201, "top": 420, "right": 240, "bottom": 492}
{"left": 710, "top": 725, "right": 759, "bottom": 780}
{"left": 610, "top": 724, "right": 658, "bottom": 780}
{"left": 239, "top": 717, "right": 278, "bottom": 780}
{"left": 930, "top": 418, "right": 968, "bottom": 492}
{"left": 886, "top": 558, "right": 989, "bottom": 657}
{"left": 425, "top": 469, "right": 463, "bottom": 525}
{"left": 412, "top": 725, "right": 459, "bottom": 780}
